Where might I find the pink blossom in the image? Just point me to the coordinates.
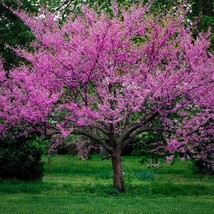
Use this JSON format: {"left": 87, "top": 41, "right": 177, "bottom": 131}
{"left": 0, "top": 3, "right": 213, "bottom": 176}
{"left": 167, "top": 139, "right": 180, "bottom": 152}
{"left": 166, "top": 155, "right": 174, "bottom": 164}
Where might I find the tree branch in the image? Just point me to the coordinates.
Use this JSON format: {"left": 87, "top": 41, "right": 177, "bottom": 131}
{"left": 130, "top": 127, "right": 174, "bottom": 138}
{"left": 120, "top": 127, "right": 173, "bottom": 151}
{"left": 91, "top": 125, "right": 109, "bottom": 135}
{"left": 71, "top": 129, "right": 113, "bottom": 152}
{"left": 119, "top": 112, "right": 159, "bottom": 144}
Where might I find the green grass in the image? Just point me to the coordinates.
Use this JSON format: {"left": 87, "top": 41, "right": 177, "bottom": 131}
{"left": 0, "top": 155, "right": 214, "bottom": 214}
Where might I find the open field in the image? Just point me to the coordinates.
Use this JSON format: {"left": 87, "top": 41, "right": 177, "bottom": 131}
{"left": 0, "top": 155, "right": 214, "bottom": 214}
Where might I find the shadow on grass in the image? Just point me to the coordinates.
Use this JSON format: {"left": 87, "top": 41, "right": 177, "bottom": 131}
{"left": 0, "top": 179, "right": 213, "bottom": 197}
{"left": 44, "top": 161, "right": 111, "bottom": 176}
{"left": 126, "top": 182, "right": 214, "bottom": 197}
{"left": 0, "top": 180, "right": 51, "bottom": 194}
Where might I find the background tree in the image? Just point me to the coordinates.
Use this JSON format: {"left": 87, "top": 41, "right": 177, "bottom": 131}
{"left": 0, "top": 0, "right": 81, "bottom": 70}
{"left": 0, "top": 0, "right": 33, "bottom": 70}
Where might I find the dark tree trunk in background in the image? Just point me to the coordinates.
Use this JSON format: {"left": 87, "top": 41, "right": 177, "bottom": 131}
{"left": 48, "top": 154, "right": 52, "bottom": 172}
{"left": 111, "top": 150, "right": 125, "bottom": 192}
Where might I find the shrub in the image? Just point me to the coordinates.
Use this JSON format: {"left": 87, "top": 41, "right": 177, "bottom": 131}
{"left": 0, "top": 136, "right": 44, "bottom": 181}
{"left": 193, "top": 159, "right": 214, "bottom": 176}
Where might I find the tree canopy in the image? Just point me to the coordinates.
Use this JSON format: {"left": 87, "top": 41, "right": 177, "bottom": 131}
{"left": 0, "top": 0, "right": 213, "bottom": 69}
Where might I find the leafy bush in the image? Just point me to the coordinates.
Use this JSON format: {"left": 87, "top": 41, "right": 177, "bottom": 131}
{"left": 0, "top": 136, "right": 44, "bottom": 181}
{"left": 131, "top": 149, "right": 143, "bottom": 156}
{"left": 193, "top": 160, "right": 213, "bottom": 176}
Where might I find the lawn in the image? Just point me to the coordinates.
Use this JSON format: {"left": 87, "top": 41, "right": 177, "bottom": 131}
{"left": 0, "top": 155, "right": 214, "bottom": 214}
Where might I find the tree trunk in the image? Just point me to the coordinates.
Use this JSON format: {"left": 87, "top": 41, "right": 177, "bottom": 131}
{"left": 48, "top": 154, "right": 52, "bottom": 172}
{"left": 111, "top": 150, "right": 125, "bottom": 192}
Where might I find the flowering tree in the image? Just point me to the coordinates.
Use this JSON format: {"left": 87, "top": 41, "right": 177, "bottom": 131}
{"left": 0, "top": 3, "right": 213, "bottom": 191}
{"left": 164, "top": 110, "right": 214, "bottom": 175}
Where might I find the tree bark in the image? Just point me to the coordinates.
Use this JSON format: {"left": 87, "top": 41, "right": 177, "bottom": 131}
{"left": 111, "top": 150, "right": 125, "bottom": 192}
{"left": 48, "top": 154, "right": 52, "bottom": 172}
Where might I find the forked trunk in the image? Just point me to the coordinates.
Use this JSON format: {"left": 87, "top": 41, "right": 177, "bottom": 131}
{"left": 111, "top": 150, "right": 125, "bottom": 192}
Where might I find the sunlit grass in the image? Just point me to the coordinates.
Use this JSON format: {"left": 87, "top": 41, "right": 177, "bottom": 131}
{"left": 0, "top": 155, "right": 214, "bottom": 214}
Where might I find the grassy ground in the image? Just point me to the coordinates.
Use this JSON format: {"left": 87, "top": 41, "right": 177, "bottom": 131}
{"left": 0, "top": 155, "right": 214, "bottom": 214}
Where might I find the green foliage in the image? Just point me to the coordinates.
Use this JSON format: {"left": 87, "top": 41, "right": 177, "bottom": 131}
{"left": 0, "top": 0, "right": 36, "bottom": 70}
{"left": 0, "top": 135, "right": 44, "bottom": 181}
{"left": 132, "top": 131, "right": 165, "bottom": 157}
{"left": 131, "top": 149, "right": 143, "bottom": 156}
